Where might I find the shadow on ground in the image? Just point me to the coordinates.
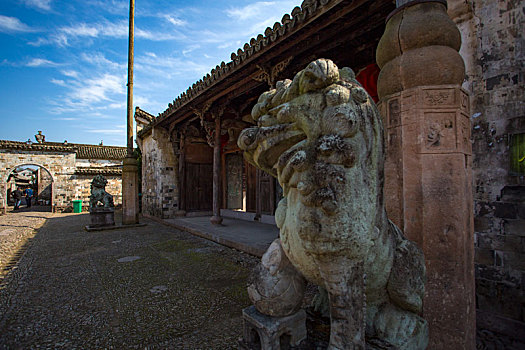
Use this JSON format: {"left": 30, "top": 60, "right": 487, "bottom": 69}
{"left": 0, "top": 211, "right": 258, "bottom": 349}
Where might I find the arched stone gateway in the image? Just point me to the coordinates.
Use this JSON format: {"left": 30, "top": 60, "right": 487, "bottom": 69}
{"left": 4, "top": 163, "right": 55, "bottom": 210}
{"left": 0, "top": 149, "right": 73, "bottom": 213}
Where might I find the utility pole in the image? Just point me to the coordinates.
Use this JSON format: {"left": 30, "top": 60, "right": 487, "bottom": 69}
{"left": 126, "top": 0, "right": 134, "bottom": 157}
{"left": 122, "top": 0, "right": 139, "bottom": 224}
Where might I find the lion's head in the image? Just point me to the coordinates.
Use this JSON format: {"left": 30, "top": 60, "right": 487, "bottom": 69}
{"left": 91, "top": 175, "right": 108, "bottom": 189}
{"left": 238, "top": 59, "right": 386, "bottom": 285}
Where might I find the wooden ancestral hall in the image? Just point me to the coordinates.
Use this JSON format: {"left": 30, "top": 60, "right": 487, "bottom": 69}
{"left": 136, "top": 0, "right": 393, "bottom": 222}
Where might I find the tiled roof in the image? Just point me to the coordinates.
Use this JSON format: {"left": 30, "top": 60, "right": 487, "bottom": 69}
{"left": 75, "top": 145, "right": 127, "bottom": 160}
{"left": 0, "top": 140, "right": 75, "bottom": 153}
{"left": 74, "top": 167, "right": 122, "bottom": 176}
{"left": 0, "top": 140, "right": 127, "bottom": 160}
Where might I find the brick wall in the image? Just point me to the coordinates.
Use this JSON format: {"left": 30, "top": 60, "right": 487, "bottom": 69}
{"left": 141, "top": 128, "right": 178, "bottom": 218}
{"left": 71, "top": 175, "right": 122, "bottom": 210}
{"left": 451, "top": 0, "right": 525, "bottom": 346}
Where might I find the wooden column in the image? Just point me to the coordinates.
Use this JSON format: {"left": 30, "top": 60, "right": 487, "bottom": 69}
{"left": 175, "top": 133, "right": 186, "bottom": 216}
{"left": 210, "top": 116, "right": 223, "bottom": 225}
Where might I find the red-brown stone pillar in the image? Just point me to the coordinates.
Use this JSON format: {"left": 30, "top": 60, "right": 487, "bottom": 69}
{"left": 377, "top": 1, "right": 475, "bottom": 348}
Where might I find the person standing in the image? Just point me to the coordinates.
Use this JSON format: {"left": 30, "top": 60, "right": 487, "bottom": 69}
{"left": 24, "top": 187, "right": 33, "bottom": 208}
{"left": 12, "top": 188, "right": 22, "bottom": 210}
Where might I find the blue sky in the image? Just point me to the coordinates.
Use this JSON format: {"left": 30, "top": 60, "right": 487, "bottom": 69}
{"left": 0, "top": 0, "right": 300, "bottom": 146}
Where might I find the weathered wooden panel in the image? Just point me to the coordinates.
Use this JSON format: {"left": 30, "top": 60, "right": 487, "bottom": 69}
{"left": 185, "top": 143, "right": 213, "bottom": 164}
{"left": 226, "top": 153, "right": 243, "bottom": 209}
{"left": 257, "top": 169, "right": 274, "bottom": 215}
{"left": 246, "top": 162, "right": 257, "bottom": 212}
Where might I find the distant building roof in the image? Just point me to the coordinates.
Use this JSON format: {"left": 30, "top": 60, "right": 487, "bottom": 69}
{"left": 74, "top": 144, "right": 127, "bottom": 160}
{"left": 0, "top": 140, "right": 127, "bottom": 160}
{"left": 74, "top": 167, "right": 122, "bottom": 176}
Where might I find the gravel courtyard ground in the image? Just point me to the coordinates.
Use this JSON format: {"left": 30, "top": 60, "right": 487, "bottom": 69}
{"left": 0, "top": 209, "right": 259, "bottom": 349}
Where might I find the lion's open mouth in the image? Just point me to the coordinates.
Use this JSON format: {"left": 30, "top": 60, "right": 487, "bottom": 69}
{"left": 239, "top": 123, "right": 307, "bottom": 174}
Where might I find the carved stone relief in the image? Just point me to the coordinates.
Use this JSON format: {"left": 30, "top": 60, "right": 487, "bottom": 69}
{"left": 423, "top": 113, "right": 456, "bottom": 152}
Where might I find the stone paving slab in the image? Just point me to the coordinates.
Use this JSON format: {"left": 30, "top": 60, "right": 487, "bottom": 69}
{"left": 0, "top": 211, "right": 259, "bottom": 349}
{"left": 0, "top": 206, "right": 52, "bottom": 281}
{"left": 155, "top": 215, "right": 279, "bottom": 258}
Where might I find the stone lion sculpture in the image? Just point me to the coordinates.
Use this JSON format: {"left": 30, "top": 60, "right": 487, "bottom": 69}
{"left": 89, "top": 175, "right": 114, "bottom": 210}
{"left": 238, "top": 59, "right": 428, "bottom": 349}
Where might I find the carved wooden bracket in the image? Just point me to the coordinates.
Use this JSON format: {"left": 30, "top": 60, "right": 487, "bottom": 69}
{"left": 252, "top": 56, "right": 293, "bottom": 88}
{"left": 191, "top": 101, "right": 212, "bottom": 120}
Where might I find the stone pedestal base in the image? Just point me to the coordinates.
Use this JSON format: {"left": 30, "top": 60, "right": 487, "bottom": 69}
{"left": 210, "top": 215, "right": 223, "bottom": 225}
{"left": 241, "top": 306, "right": 306, "bottom": 349}
{"left": 88, "top": 208, "right": 115, "bottom": 228}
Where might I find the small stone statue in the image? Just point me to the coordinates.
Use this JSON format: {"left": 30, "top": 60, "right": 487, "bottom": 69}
{"left": 89, "top": 175, "right": 114, "bottom": 210}
{"left": 239, "top": 59, "right": 428, "bottom": 349}
{"left": 34, "top": 130, "right": 45, "bottom": 143}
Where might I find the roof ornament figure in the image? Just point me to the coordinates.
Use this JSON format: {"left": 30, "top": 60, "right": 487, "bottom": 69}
{"left": 34, "top": 131, "right": 45, "bottom": 143}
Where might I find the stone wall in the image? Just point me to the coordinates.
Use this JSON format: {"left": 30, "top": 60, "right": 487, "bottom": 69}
{"left": 0, "top": 149, "right": 77, "bottom": 211}
{"left": 450, "top": 0, "right": 525, "bottom": 346}
{"left": 141, "top": 128, "right": 178, "bottom": 218}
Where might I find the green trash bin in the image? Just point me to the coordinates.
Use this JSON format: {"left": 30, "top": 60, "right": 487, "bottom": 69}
{"left": 72, "top": 200, "right": 82, "bottom": 213}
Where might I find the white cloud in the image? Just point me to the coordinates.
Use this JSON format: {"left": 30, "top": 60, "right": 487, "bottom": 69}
{"left": 26, "top": 58, "right": 59, "bottom": 67}
{"left": 53, "top": 117, "right": 78, "bottom": 121}
{"left": 22, "top": 0, "right": 52, "bottom": 11}
{"left": 164, "top": 15, "right": 186, "bottom": 26}
{"left": 0, "top": 15, "right": 35, "bottom": 33}
{"left": 85, "top": 125, "right": 126, "bottom": 135}
{"left": 61, "top": 23, "right": 100, "bottom": 37}
{"left": 89, "top": 0, "right": 128, "bottom": 15}
{"left": 50, "top": 78, "right": 66, "bottom": 86}
{"left": 182, "top": 45, "right": 200, "bottom": 56}
{"left": 226, "top": 2, "right": 276, "bottom": 21}
{"left": 224, "top": 1, "right": 299, "bottom": 38}
{"left": 107, "top": 102, "right": 126, "bottom": 110}
{"left": 70, "top": 73, "right": 125, "bottom": 104}
{"left": 61, "top": 70, "right": 79, "bottom": 78}
{"left": 135, "top": 53, "right": 209, "bottom": 78}
{"left": 80, "top": 52, "right": 125, "bottom": 70}
{"left": 48, "top": 71, "right": 126, "bottom": 116}
{"left": 31, "top": 20, "right": 179, "bottom": 47}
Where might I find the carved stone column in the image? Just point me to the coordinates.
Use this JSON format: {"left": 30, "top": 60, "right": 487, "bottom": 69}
{"left": 377, "top": 1, "right": 475, "bottom": 348}
{"left": 210, "top": 116, "right": 223, "bottom": 225}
